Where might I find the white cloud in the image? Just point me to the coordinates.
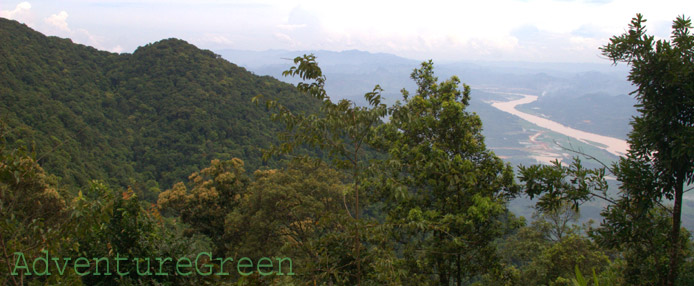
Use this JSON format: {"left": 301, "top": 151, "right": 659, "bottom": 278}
{"left": 40, "top": 10, "right": 109, "bottom": 51}
{"left": 110, "top": 45, "right": 124, "bottom": 53}
{"left": 4, "top": 0, "right": 691, "bottom": 61}
{"left": 262, "top": 0, "right": 692, "bottom": 62}
{"left": 277, "top": 23, "right": 306, "bottom": 31}
{"left": 75, "top": 28, "right": 103, "bottom": 46}
{"left": 44, "top": 11, "right": 70, "bottom": 32}
{"left": 1, "top": 2, "right": 32, "bottom": 22}
{"left": 0, "top": 1, "right": 31, "bottom": 17}
{"left": 197, "top": 33, "right": 235, "bottom": 48}
{"left": 274, "top": 32, "right": 295, "bottom": 45}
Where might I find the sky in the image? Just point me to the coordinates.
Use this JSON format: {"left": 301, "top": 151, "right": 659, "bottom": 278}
{"left": 1, "top": 0, "right": 691, "bottom": 63}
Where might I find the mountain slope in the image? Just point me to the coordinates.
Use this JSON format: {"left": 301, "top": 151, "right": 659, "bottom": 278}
{"left": 0, "top": 18, "right": 317, "bottom": 197}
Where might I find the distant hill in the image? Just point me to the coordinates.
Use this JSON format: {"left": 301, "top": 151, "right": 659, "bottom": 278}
{"left": 218, "top": 48, "right": 420, "bottom": 106}
{"left": 0, "top": 18, "right": 319, "bottom": 198}
{"left": 217, "top": 48, "right": 636, "bottom": 140}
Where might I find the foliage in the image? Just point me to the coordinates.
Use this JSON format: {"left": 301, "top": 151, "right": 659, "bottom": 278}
{"left": 7, "top": 11, "right": 694, "bottom": 286}
{"left": 599, "top": 13, "right": 694, "bottom": 285}
{"left": 532, "top": 203, "right": 581, "bottom": 242}
{"left": 70, "top": 182, "right": 169, "bottom": 285}
{"left": 0, "top": 127, "right": 212, "bottom": 285}
{"left": 572, "top": 265, "right": 618, "bottom": 286}
{"left": 0, "top": 123, "right": 73, "bottom": 285}
{"left": 254, "top": 54, "right": 388, "bottom": 285}
{"left": 0, "top": 18, "right": 320, "bottom": 196}
{"left": 226, "top": 160, "right": 353, "bottom": 285}
{"left": 368, "top": 60, "right": 518, "bottom": 284}
{"left": 519, "top": 13, "right": 694, "bottom": 285}
{"left": 528, "top": 234, "right": 610, "bottom": 286}
{"left": 593, "top": 204, "right": 690, "bottom": 286}
{"left": 519, "top": 158, "right": 609, "bottom": 213}
{"left": 157, "top": 158, "right": 369, "bottom": 285}
{"left": 157, "top": 158, "right": 248, "bottom": 256}
{"left": 519, "top": 156, "right": 692, "bottom": 285}
{"left": 487, "top": 206, "right": 611, "bottom": 286}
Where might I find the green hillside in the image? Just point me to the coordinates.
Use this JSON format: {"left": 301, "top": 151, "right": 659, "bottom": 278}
{"left": 0, "top": 18, "right": 317, "bottom": 196}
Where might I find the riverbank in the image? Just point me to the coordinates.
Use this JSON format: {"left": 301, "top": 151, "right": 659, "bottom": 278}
{"left": 489, "top": 92, "right": 628, "bottom": 157}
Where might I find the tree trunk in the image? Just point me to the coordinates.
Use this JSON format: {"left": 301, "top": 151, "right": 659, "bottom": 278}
{"left": 456, "top": 254, "right": 461, "bottom": 286}
{"left": 354, "top": 146, "right": 361, "bottom": 286}
{"left": 666, "top": 174, "right": 684, "bottom": 286}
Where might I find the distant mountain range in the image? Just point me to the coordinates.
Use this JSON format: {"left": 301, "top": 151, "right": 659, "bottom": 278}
{"left": 217, "top": 48, "right": 638, "bottom": 154}
{"left": 218, "top": 48, "right": 633, "bottom": 99}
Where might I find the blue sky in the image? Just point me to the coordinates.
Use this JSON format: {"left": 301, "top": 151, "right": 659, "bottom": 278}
{"left": 1, "top": 0, "right": 691, "bottom": 62}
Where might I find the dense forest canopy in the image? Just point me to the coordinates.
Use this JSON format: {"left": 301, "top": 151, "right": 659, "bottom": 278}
{"left": 0, "top": 18, "right": 320, "bottom": 196}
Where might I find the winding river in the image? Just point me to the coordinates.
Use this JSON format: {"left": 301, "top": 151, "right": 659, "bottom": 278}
{"left": 489, "top": 93, "right": 629, "bottom": 157}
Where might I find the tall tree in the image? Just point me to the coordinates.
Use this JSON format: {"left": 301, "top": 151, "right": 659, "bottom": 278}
{"left": 520, "top": 14, "right": 693, "bottom": 285}
{"left": 600, "top": 14, "right": 694, "bottom": 286}
{"left": 253, "top": 54, "right": 388, "bottom": 285}
{"left": 225, "top": 160, "right": 353, "bottom": 285}
{"left": 0, "top": 124, "right": 70, "bottom": 285}
{"left": 157, "top": 158, "right": 249, "bottom": 256}
{"left": 369, "top": 60, "right": 517, "bottom": 284}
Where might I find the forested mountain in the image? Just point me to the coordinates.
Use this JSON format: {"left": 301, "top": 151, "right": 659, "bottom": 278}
{"left": 0, "top": 18, "right": 318, "bottom": 196}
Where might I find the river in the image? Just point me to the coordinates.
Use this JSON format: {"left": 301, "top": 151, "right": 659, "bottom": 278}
{"left": 489, "top": 92, "right": 629, "bottom": 157}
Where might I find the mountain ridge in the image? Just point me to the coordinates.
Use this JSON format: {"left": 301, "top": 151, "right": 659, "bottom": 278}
{"left": 1, "top": 18, "right": 319, "bottom": 197}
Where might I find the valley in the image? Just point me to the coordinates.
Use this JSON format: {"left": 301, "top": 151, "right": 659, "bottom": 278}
{"left": 487, "top": 90, "right": 628, "bottom": 158}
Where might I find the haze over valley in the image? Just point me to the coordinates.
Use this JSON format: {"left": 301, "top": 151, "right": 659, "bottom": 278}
{"left": 218, "top": 48, "right": 636, "bottom": 166}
